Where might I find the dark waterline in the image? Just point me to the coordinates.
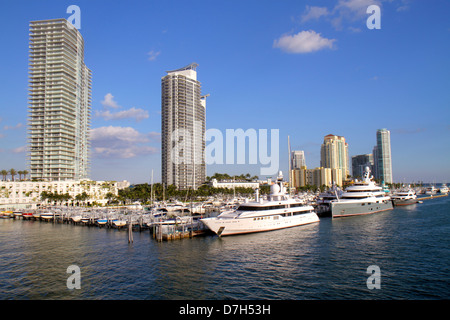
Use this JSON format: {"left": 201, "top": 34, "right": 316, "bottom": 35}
{"left": 1, "top": 196, "right": 449, "bottom": 300}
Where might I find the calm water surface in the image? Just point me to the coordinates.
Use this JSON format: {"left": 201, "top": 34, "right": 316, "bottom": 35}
{"left": 1, "top": 196, "right": 449, "bottom": 300}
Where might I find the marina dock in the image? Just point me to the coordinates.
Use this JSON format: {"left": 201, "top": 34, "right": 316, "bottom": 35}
{"left": 1, "top": 191, "right": 448, "bottom": 242}
{"left": 417, "top": 194, "right": 448, "bottom": 201}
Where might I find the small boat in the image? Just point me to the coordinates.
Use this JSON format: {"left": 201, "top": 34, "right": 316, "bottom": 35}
{"left": 1, "top": 211, "right": 12, "bottom": 219}
{"left": 32, "top": 212, "right": 41, "bottom": 219}
{"left": 391, "top": 186, "right": 418, "bottom": 206}
{"left": 13, "top": 211, "right": 23, "bottom": 219}
{"left": 81, "top": 217, "right": 90, "bottom": 224}
{"left": 439, "top": 184, "right": 449, "bottom": 194}
{"left": 425, "top": 186, "right": 437, "bottom": 195}
{"left": 22, "top": 212, "right": 34, "bottom": 219}
{"left": 71, "top": 215, "right": 83, "bottom": 223}
{"left": 96, "top": 218, "right": 108, "bottom": 226}
{"left": 40, "top": 212, "right": 55, "bottom": 220}
{"left": 112, "top": 219, "right": 127, "bottom": 227}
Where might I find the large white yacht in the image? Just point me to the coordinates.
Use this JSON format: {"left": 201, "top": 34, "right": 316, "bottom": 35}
{"left": 201, "top": 172, "right": 319, "bottom": 236}
{"left": 439, "top": 184, "right": 449, "bottom": 194}
{"left": 330, "top": 167, "right": 393, "bottom": 218}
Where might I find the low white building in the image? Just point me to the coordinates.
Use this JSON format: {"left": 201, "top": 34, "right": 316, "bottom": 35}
{"left": 0, "top": 179, "right": 130, "bottom": 210}
{"left": 210, "top": 178, "right": 259, "bottom": 189}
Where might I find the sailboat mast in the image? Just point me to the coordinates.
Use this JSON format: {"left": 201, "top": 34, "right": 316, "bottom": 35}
{"left": 288, "top": 135, "right": 292, "bottom": 196}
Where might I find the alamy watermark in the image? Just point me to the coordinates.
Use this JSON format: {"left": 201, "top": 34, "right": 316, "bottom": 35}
{"left": 67, "top": 265, "right": 81, "bottom": 290}
{"left": 366, "top": 265, "right": 381, "bottom": 290}
{"left": 366, "top": 5, "right": 381, "bottom": 30}
{"left": 171, "top": 123, "right": 280, "bottom": 176}
{"left": 67, "top": 5, "right": 81, "bottom": 30}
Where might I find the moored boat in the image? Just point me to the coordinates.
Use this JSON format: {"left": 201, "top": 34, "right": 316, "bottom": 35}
{"left": 71, "top": 215, "right": 83, "bottom": 223}
{"left": 330, "top": 167, "right": 393, "bottom": 218}
{"left": 425, "top": 185, "right": 437, "bottom": 195}
{"left": 22, "top": 212, "right": 34, "bottom": 219}
{"left": 439, "top": 184, "right": 449, "bottom": 194}
{"left": 201, "top": 171, "right": 319, "bottom": 236}
{"left": 391, "top": 186, "right": 418, "bottom": 206}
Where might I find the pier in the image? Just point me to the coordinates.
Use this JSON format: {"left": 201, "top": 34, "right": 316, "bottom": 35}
{"left": 1, "top": 205, "right": 214, "bottom": 242}
{"left": 1, "top": 192, "right": 447, "bottom": 242}
{"left": 417, "top": 194, "right": 448, "bottom": 201}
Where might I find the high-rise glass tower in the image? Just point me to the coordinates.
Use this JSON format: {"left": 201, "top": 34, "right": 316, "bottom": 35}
{"left": 161, "top": 63, "right": 206, "bottom": 190}
{"left": 28, "top": 19, "right": 91, "bottom": 181}
{"left": 320, "top": 134, "right": 349, "bottom": 184}
{"left": 375, "top": 128, "right": 393, "bottom": 184}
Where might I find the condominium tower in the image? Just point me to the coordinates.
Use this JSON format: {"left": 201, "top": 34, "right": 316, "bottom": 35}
{"left": 375, "top": 128, "right": 393, "bottom": 184}
{"left": 161, "top": 63, "right": 207, "bottom": 190}
{"left": 291, "top": 150, "right": 306, "bottom": 169}
{"left": 320, "top": 134, "right": 349, "bottom": 185}
{"left": 28, "top": 19, "right": 92, "bottom": 181}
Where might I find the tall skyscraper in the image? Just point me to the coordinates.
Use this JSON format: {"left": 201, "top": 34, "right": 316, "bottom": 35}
{"left": 351, "top": 154, "right": 374, "bottom": 178}
{"left": 28, "top": 19, "right": 92, "bottom": 181}
{"left": 291, "top": 150, "right": 306, "bottom": 169}
{"left": 320, "top": 134, "right": 349, "bottom": 185}
{"left": 375, "top": 128, "right": 393, "bottom": 184}
{"left": 161, "top": 63, "right": 206, "bottom": 190}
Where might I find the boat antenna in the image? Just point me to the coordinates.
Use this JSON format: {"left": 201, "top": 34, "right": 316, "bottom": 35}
{"left": 150, "top": 169, "right": 154, "bottom": 205}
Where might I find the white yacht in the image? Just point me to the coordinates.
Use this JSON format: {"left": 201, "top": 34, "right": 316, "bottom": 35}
{"left": 425, "top": 185, "right": 437, "bottom": 195}
{"left": 330, "top": 167, "right": 393, "bottom": 218}
{"left": 391, "top": 186, "right": 418, "bottom": 206}
{"left": 439, "top": 184, "right": 449, "bottom": 194}
{"left": 201, "top": 172, "right": 319, "bottom": 236}
{"left": 316, "top": 184, "right": 343, "bottom": 216}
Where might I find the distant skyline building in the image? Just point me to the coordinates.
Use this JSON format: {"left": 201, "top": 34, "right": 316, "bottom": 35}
{"left": 375, "top": 128, "right": 393, "bottom": 184}
{"left": 320, "top": 134, "right": 349, "bottom": 185}
{"left": 161, "top": 63, "right": 207, "bottom": 190}
{"left": 351, "top": 154, "right": 374, "bottom": 179}
{"left": 291, "top": 150, "right": 306, "bottom": 169}
{"left": 28, "top": 19, "right": 92, "bottom": 181}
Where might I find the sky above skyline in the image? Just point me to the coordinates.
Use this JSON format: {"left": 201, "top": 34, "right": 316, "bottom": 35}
{"left": 0, "top": 0, "right": 449, "bottom": 184}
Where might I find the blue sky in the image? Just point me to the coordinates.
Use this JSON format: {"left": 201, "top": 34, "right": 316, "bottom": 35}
{"left": 0, "top": 0, "right": 449, "bottom": 184}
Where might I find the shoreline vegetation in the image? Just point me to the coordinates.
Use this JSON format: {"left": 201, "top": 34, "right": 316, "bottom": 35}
{"left": 1, "top": 170, "right": 428, "bottom": 207}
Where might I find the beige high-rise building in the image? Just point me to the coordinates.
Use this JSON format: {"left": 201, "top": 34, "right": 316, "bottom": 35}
{"left": 291, "top": 166, "right": 332, "bottom": 189}
{"left": 28, "top": 19, "right": 92, "bottom": 181}
{"left": 161, "top": 63, "right": 207, "bottom": 190}
{"left": 320, "top": 134, "right": 349, "bottom": 185}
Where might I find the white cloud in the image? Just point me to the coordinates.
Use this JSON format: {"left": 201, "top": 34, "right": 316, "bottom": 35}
{"left": 3, "top": 123, "right": 23, "bottom": 130}
{"left": 148, "top": 50, "right": 161, "bottom": 61}
{"left": 273, "top": 30, "right": 336, "bottom": 54}
{"left": 95, "top": 107, "right": 149, "bottom": 122}
{"left": 101, "top": 93, "right": 121, "bottom": 109}
{"left": 90, "top": 126, "right": 159, "bottom": 159}
{"left": 298, "top": 0, "right": 383, "bottom": 30}
{"left": 97, "top": 93, "right": 149, "bottom": 122}
{"left": 12, "top": 145, "right": 28, "bottom": 153}
{"left": 301, "top": 6, "right": 330, "bottom": 23}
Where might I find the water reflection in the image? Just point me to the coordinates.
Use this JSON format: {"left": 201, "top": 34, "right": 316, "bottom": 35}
{"left": 1, "top": 197, "right": 449, "bottom": 300}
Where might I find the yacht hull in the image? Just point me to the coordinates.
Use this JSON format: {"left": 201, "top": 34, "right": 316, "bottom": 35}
{"left": 201, "top": 212, "right": 319, "bottom": 236}
{"left": 331, "top": 199, "right": 393, "bottom": 218}
{"left": 392, "top": 198, "right": 418, "bottom": 206}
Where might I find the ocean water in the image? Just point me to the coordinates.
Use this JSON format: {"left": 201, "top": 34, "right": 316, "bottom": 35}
{"left": 0, "top": 196, "right": 449, "bottom": 300}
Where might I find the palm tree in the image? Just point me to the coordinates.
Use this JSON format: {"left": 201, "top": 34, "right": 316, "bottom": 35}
{"left": 1, "top": 170, "right": 7, "bottom": 181}
{"left": 18, "top": 171, "right": 24, "bottom": 181}
{"left": 23, "top": 170, "right": 29, "bottom": 181}
{"left": 9, "top": 169, "right": 17, "bottom": 181}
